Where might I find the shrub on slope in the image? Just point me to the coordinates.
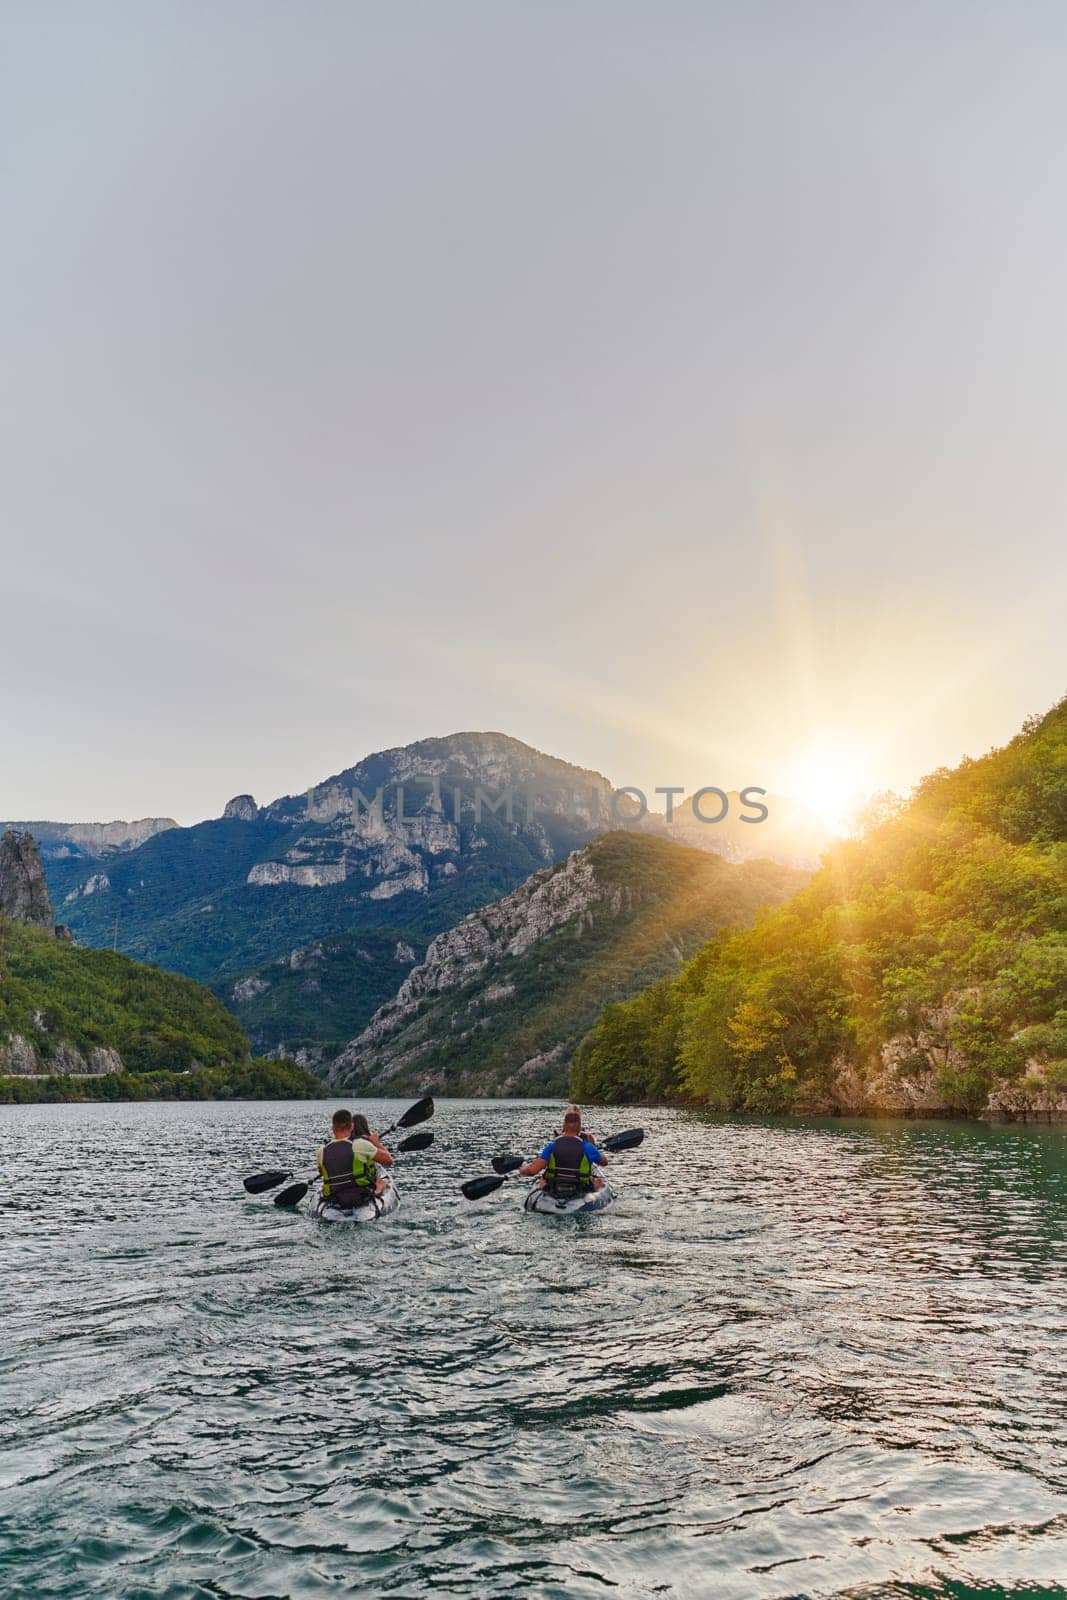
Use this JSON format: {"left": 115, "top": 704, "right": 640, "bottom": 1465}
{"left": 573, "top": 698, "right": 1067, "bottom": 1114}
{"left": 0, "top": 916, "right": 249, "bottom": 1072}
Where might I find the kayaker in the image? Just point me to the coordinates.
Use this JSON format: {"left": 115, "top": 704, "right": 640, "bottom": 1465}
{"left": 570, "top": 1105, "right": 601, "bottom": 1150}
{"left": 350, "top": 1110, "right": 394, "bottom": 1168}
{"left": 318, "top": 1108, "right": 393, "bottom": 1208}
{"left": 520, "top": 1107, "right": 607, "bottom": 1197}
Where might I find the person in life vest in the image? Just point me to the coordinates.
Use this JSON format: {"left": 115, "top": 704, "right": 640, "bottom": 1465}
{"left": 318, "top": 1109, "right": 393, "bottom": 1208}
{"left": 519, "top": 1106, "right": 607, "bottom": 1197}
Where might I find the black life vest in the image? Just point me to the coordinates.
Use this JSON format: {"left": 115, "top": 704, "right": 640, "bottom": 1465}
{"left": 543, "top": 1134, "right": 593, "bottom": 1198}
{"left": 318, "top": 1138, "right": 377, "bottom": 1208}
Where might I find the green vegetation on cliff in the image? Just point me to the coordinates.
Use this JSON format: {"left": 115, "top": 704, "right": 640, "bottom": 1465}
{"left": 213, "top": 928, "right": 424, "bottom": 1061}
{"left": 573, "top": 699, "right": 1067, "bottom": 1115}
{"left": 0, "top": 915, "right": 329, "bottom": 1101}
{"left": 0, "top": 916, "right": 248, "bottom": 1071}
{"left": 335, "top": 832, "right": 805, "bottom": 1097}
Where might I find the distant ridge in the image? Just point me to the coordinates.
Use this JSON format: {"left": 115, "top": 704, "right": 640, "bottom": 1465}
{"left": 0, "top": 818, "right": 178, "bottom": 860}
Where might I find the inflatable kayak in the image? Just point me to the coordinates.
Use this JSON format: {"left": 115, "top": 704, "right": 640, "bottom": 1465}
{"left": 523, "top": 1183, "right": 617, "bottom": 1216}
{"left": 310, "top": 1179, "right": 400, "bottom": 1224}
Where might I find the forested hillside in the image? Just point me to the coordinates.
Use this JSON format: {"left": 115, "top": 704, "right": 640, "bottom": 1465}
{"left": 0, "top": 915, "right": 324, "bottom": 1102}
{"left": 212, "top": 928, "right": 424, "bottom": 1063}
{"left": 574, "top": 698, "right": 1067, "bottom": 1118}
{"left": 332, "top": 832, "right": 804, "bottom": 1097}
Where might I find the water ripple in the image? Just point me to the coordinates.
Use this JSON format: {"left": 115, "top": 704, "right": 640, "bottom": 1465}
{"left": 1, "top": 1099, "right": 1065, "bottom": 1598}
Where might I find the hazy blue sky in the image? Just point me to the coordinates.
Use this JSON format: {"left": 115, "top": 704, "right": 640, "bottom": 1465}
{"left": 3, "top": 1, "right": 1065, "bottom": 826}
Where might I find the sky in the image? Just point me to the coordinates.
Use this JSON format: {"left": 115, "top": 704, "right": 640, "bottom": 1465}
{"left": 3, "top": 1, "right": 1065, "bottom": 829}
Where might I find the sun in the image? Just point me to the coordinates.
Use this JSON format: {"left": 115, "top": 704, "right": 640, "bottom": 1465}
{"left": 783, "top": 745, "right": 870, "bottom": 835}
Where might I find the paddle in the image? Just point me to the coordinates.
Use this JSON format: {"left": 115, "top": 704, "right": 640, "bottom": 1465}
{"left": 461, "top": 1171, "right": 517, "bottom": 1202}
{"left": 461, "top": 1128, "right": 646, "bottom": 1203}
{"left": 243, "top": 1096, "right": 435, "bottom": 1195}
{"left": 396, "top": 1130, "right": 434, "bottom": 1153}
{"left": 243, "top": 1168, "right": 292, "bottom": 1195}
{"left": 458, "top": 1153, "right": 524, "bottom": 1198}
{"left": 600, "top": 1128, "right": 644, "bottom": 1154}
{"left": 380, "top": 1095, "right": 434, "bottom": 1136}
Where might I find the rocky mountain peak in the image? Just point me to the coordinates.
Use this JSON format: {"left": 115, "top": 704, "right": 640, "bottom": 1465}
{"left": 224, "top": 795, "right": 259, "bottom": 821}
{"left": 0, "top": 830, "right": 55, "bottom": 933}
{"left": 269, "top": 731, "right": 616, "bottom": 822}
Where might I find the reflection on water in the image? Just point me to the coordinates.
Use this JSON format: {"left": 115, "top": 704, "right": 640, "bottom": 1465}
{"left": 1, "top": 1100, "right": 1065, "bottom": 1598}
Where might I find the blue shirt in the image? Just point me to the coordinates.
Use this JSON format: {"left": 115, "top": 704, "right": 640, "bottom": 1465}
{"left": 540, "top": 1138, "right": 603, "bottom": 1166}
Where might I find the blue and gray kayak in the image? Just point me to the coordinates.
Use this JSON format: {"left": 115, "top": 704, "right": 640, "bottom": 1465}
{"left": 523, "top": 1184, "right": 617, "bottom": 1216}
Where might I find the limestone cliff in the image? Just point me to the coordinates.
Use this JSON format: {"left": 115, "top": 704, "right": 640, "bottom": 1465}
{"left": 798, "top": 1001, "right": 1067, "bottom": 1123}
{"left": 0, "top": 1035, "right": 124, "bottom": 1078}
{"left": 339, "top": 848, "right": 606, "bottom": 1059}
{"left": 0, "top": 830, "right": 55, "bottom": 933}
{"left": 224, "top": 795, "right": 259, "bottom": 821}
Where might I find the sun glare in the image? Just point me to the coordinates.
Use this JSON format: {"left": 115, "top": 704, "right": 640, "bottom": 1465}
{"left": 783, "top": 747, "right": 869, "bottom": 835}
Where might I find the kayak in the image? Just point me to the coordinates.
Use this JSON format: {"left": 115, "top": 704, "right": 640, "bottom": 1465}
{"left": 523, "top": 1183, "right": 617, "bottom": 1216}
{"left": 310, "top": 1178, "right": 400, "bottom": 1224}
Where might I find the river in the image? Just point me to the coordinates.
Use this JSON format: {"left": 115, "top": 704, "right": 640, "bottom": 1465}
{"left": 1, "top": 1098, "right": 1065, "bottom": 1598}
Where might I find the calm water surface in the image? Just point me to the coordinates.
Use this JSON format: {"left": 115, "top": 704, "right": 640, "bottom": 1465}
{"left": 1, "top": 1100, "right": 1065, "bottom": 1599}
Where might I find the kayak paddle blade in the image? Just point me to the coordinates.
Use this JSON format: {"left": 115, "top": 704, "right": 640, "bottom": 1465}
{"left": 490, "top": 1154, "right": 525, "bottom": 1175}
{"left": 397, "top": 1130, "right": 434, "bottom": 1153}
{"left": 274, "top": 1182, "right": 309, "bottom": 1208}
{"left": 601, "top": 1128, "right": 645, "bottom": 1153}
{"left": 397, "top": 1095, "right": 435, "bottom": 1129}
{"left": 244, "top": 1170, "right": 291, "bottom": 1194}
{"left": 461, "top": 1173, "right": 507, "bottom": 1202}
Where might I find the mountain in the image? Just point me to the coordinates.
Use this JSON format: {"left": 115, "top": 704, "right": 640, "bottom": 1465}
{"left": 329, "top": 831, "right": 806, "bottom": 1097}
{"left": 0, "top": 818, "right": 178, "bottom": 860}
{"left": 38, "top": 731, "right": 827, "bottom": 1060}
{"left": 41, "top": 735, "right": 624, "bottom": 1050}
{"left": 573, "top": 697, "right": 1067, "bottom": 1120}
